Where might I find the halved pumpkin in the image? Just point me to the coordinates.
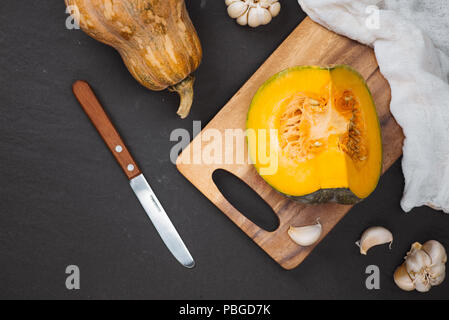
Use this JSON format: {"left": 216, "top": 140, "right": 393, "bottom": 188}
{"left": 246, "top": 65, "right": 382, "bottom": 204}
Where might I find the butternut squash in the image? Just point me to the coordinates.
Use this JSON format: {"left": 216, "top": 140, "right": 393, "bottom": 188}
{"left": 65, "top": 0, "right": 202, "bottom": 118}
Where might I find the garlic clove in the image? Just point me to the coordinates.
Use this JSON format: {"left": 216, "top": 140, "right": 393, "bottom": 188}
{"left": 428, "top": 263, "right": 446, "bottom": 286}
{"left": 225, "top": 0, "right": 240, "bottom": 5}
{"left": 248, "top": 6, "right": 272, "bottom": 28}
{"left": 405, "top": 242, "right": 432, "bottom": 279}
{"left": 227, "top": 2, "right": 248, "bottom": 19}
{"left": 269, "top": 2, "right": 281, "bottom": 17}
{"left": 247, "top": 7, "right": 261, "bottom": 28}
{"left": 413, "top": 273, "right": 432, "bottom": 293}
{"left": 393, "top": 263, "right": 415, "bottom": 291}
{"left": 236, "top": 12, "right": 248, "bottom": 26}
{"left": 259, "top": 7, "right": 273, "bottom": 26}
{"left": 422, "top": 240, "right": 447, "bottom": 265}
{"left": 288, "top": 220, "right": 322, "bottom": 247}
{"left": 261, "top": 0, "right": 278, "bottom": 6}
{"left": 356, "top": 226, "right": 393, "bottom": 255}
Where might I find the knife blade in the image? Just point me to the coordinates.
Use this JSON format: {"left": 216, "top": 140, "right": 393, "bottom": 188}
{"left": 130, "top": 174, "right": 195, "bottom": 268}
{"left": 72, "top": 80, "right": 195, "bottom": 268}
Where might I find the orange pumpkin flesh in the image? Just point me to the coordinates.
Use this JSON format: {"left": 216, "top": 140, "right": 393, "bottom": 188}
{"left": 247, "top": 66, "right": 383, "bottom": 204}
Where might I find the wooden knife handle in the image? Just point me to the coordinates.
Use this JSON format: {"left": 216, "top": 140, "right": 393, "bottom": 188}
{"left": 72, "top": 80, "right": 142, "bottom": 180}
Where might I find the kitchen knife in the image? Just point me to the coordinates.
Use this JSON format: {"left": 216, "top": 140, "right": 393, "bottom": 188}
{"left": 72, "top": 80, "right": 195, "bottom": 269}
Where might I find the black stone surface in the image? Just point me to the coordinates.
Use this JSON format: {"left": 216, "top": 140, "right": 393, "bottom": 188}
{"left": 1, "top": 0, "right": 448, "bottom": 300}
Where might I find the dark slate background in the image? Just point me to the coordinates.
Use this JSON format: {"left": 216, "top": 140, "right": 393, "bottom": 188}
{"left": 1, "top": 0, "right": 448, "bottom": 300}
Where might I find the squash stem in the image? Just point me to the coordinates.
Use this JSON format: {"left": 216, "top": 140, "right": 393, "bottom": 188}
{"left": 169, "top": 75, "right": 195, "bottom": 119}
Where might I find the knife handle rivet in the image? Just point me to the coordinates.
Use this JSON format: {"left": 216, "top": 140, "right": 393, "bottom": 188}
{"left": 127, "top": 164, "right": 135, "bottom": 172}
{"left": 115, "top": 145, "right": 123, "bottom": 153}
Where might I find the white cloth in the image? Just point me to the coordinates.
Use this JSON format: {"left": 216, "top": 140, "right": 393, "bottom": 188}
{"left": 298, "top": 0, "right": 449, "bottom": 213}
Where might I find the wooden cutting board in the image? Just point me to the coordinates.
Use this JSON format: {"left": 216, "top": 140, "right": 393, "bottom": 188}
{"left": 177, "top": 17, "right": 404, "bottom": 270}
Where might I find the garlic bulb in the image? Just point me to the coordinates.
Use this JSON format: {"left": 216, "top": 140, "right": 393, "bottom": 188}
{"left": 226, "top": 0, "right": 281, "bottom": 28}
{"left": 288, "top": 220, "right": 322, "bottom": 247}
{"left": 356, "top": 226, "right": 393, "bottom": 255}
{"left": 393, "top": 240, "right": 447, "bottom": 292}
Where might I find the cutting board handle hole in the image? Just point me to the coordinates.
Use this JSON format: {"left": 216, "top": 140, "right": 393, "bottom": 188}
{"left": 212, "top": 169, "right": 280, "bottom": 232}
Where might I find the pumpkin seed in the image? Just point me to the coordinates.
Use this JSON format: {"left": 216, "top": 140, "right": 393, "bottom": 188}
{"left": 309, "top": 98, "right": 320, "bottom": 106}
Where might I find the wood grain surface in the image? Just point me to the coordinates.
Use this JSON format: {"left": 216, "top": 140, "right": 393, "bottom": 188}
{"left": 73, "top": 80, "right": 142, "bottom": 180}
{"left": 177, "top": 18, "right": 404, "bottom": 270}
